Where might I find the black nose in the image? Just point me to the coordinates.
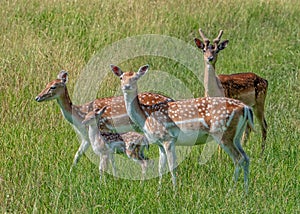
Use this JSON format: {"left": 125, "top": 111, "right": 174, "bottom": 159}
{"left": 35, "top": 96, "right": 40, "bottom": 102}
{"left": 208, "top": 56, "right": 214, "bottom": 61}
{"left": 122, "top": 85, "right": 131, "bottom": 90}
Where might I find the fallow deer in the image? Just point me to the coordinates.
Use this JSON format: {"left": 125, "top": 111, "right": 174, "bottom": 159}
{"left": 35, "top": 70, "right": 174, "bottom": 171}
{"left": 194, "top": 29, "right": 268, "bottom": 153}
{"left": 82, "top": 106, "right": 150, "bottom": 179}
{"left": 111, "top": 64, "right": 254, "bottom": 193}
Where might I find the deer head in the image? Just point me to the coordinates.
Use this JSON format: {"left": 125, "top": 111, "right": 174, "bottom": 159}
{"left": 82, "top": 106, "right": 108, "bottom": 125}
{"left": 35, "top": 70, "right": 69, "bottom": 102}
{"left": 110, "top": 64, "right": 149, "bottom": 92}
{"left": 194, "top": 29, "right": 229, "bottom": 66}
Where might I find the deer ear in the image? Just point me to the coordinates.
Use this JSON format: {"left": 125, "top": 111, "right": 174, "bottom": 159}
{"left": 137, "top": 64, "right": 149, "bottom": 77}
{"left": 194, "top": 38, "right": 204, "bottom": 49}
{"left": 218, "top": 40, "right": 229, "bottom": 51}
{"left": 110, "top": 65, "right": 123, "bottom": 77}
{"left": 57, "top": 70, "right": 68, "bottom": 83}
{"left": 95, "top": 106, "right": 107, "bottom": 116}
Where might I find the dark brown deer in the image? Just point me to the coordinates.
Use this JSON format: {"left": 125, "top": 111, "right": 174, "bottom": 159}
{"left": 194, "top": 29, "right": 268, "bottom": 153}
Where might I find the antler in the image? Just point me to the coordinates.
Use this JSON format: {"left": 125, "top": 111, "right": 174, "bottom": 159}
{"left": 199, "top": 28, "right": 210, "bottom": 48}
{"left": 213, "top": 30, "right": 224, "bottom": 46}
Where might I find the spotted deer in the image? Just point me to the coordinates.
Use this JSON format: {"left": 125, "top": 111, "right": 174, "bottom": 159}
{"left": 82, "top": 106, "right": 150, "bottom": 179}
{"left": 194, "top": 29, "right": 268, "bottom": 153}
{"left": 35, "top": 70, "right": 174, "bottom": 171}
{"left": 111, "top": 64, "right": 254, "bottom": 193}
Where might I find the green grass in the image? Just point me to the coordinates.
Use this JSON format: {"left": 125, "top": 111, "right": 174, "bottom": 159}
{"left": 1, "top": 0, "right": 299, "bottom": 213}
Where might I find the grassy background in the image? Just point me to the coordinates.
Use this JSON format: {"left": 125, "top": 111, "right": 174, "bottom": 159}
{"left": 0, "top": 0, "right": 299, "bottom": 212}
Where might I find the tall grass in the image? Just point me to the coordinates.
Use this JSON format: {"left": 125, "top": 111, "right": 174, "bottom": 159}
{"left": 0, "top": 0, "right": 299, "bottom": 212}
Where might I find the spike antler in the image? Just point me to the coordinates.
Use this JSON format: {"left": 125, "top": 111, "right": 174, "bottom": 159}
{"left": 213, "top": 30, "right": 224, "bottom": 47}
{"left": 199, "top": 28, "right": 210, "bottom": 48}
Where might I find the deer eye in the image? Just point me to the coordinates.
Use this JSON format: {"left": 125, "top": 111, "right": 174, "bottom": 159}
{"left": 50, "top": 86, "right": 56, "bottom": 90}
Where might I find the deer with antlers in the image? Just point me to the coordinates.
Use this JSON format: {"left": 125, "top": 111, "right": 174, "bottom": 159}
{"left": 82, "top": 106, "right": 150, "bottom": 179}
{"left": 194, "top": 29, "right": 268, "bottom": 153}
{"left": 35, "top": 70, "right": 173, "bottom": 171}
{"left": 111, "top": 64, "right": 254, "bottom": 193}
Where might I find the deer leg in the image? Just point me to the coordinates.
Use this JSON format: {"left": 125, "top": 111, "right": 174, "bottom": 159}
{"left": 70, "top": 139, "right": 90, "bottom": 172}
{"left": 222, "top": 143, "right": 241, "bottom": 193}
{"left": 242, "top": 125, "right": 251, "bottom": 145}
{"left": 136, "top": 144, "right": 148, "bottom": 180}
{"left": 158, "top": 144, "right": 167, "bottom": 193}
{"left": 109, "top": 152, "right": 117, "bottom": 178}
{"left": 139, "top": 149, "right": 150, "bottom": 181}
{"left": 233, "top": 136, "right": 250, "bottom": 193}
{"left": 253, "top": 106, "right": 268, "bottom": 154}
{"left": 99, "top": 153, "right": 107, "bottom": 181}
{"left": 236, "top": 145, "right": 249, "bottom": 194}
{"left": 215, "top": 131, "right": 241, "bottom": 193}
{"left": 99, "top": 155, "right": 103, "bottom": 181}
{"left": 164, "top": 140, "right": 177, "bottom": 190}
{"left": 233, "top": 119, "right": 250, "bottom": 194}
{"left": 140, "top": 160, "right": 147, "bottom": 181}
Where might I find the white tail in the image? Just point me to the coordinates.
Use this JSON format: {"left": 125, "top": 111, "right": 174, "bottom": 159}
{"left": 195, "top": 29, "right": 268, "bottom": 153}
{"left": 111, "top": 64, "right": 253, "bottom": 193}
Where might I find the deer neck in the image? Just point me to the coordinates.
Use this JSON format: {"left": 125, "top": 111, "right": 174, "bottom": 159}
{"left": 87, "top": 123, "right": 102, "bottom": 146}
{"left": 204, "top": 62, "right": 224, "bottom": 97}
{"left": 123, "top": 89, "right": 147, "bottom": 131}
{"left": 56, "top": 88, "right": 84, "bottom": 126}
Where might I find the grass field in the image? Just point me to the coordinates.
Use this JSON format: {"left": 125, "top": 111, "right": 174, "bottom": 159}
{"left": 0, "top": 0, "right": 299, "bottom": 213}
